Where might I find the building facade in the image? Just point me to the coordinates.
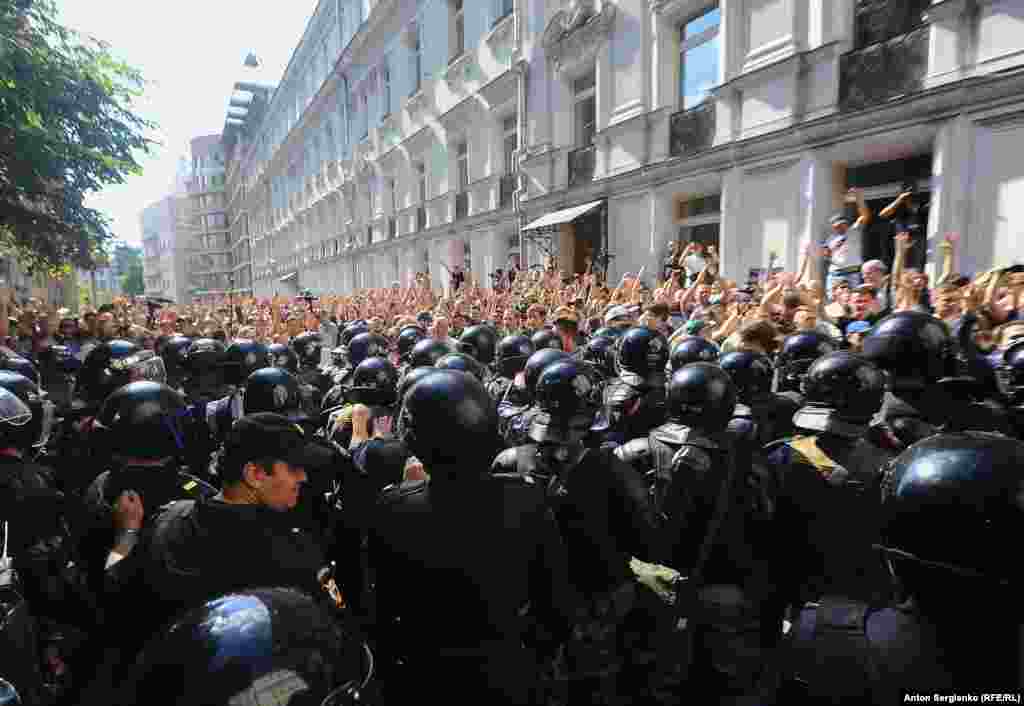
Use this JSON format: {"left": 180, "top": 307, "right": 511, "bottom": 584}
{"left": 227, "top": 0, "right": 1024, "bottom": 297}
{"left": 141, "top": 194, "right": 187, "bottom": 303}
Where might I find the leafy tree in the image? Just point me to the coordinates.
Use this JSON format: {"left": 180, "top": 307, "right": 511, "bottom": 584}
{"left": 121, "top": 259, "right": 143, "bottom": 296}
{"left": 0, "top": 0, "right": 155, "bottom": 275}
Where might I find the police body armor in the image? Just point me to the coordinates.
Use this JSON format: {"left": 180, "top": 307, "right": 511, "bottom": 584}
{"left": 730, "top": 394, "right": 800, "bottom": 447}
{"left": 764, "top": 422, "right": 894, "bottom": 606}
{"left": 597, "top": 372, "right": 666, "bottom": 445}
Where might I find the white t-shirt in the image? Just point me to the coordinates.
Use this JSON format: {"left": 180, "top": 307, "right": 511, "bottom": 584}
{"left": 827, "top": 224, "right": 864, "bottom": 271}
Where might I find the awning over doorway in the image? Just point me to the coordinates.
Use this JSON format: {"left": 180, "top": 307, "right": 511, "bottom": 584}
{"left": 279, "top": 272, "right": 297, "bottom": 282}
{"left": 522, "top": 200, "right": 603, "bottom": 231}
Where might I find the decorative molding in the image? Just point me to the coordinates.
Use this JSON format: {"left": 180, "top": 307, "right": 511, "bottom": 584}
{"left": 487, "top": 12, "right": 515, "bottom": 48}
{"left": 743, "top": 35, "right": 798, "bottom": 74}
{"left": 443, "top": 52, "right": 476, "bottom": 90}
{"left": 542, "top": 0, "right": 617, "bottom": 75}
{"left": 405, "top": 89, "right": 428, "bottom": 119}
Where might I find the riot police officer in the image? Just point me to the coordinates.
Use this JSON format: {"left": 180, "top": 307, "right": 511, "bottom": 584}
{"left": 458, "top": 323, "right": 498, "bottom": 368}
{"left": 266, "top": 342, "right": 299, "bottom": 373}
{"left": 668, "top": 337, "right": 720, "bottom": 372}
{"left": 498, "top": 348, "right": 569, "bottom": 448}
{"left": 579, "top": 334, "right": 618, "bottom": 388}
{"left": 373, "top": 369, "right": 573, "bottom": 704}
{"left": 773, "top": 330, "right": 837, "bottom": 406}
{"left": 720, "top": 351, "right": 799, "bottom": 446}
{"left": 395, "top": 325, "right": 426, "bottom": 378}
{"left": 492, "top": 359, "right": 661, "bottom": 702}
{"left": 531, "top": 328, "right": 563, "bottom": 352}
{"left": 206, "top": 339, "right": 268, "bottom": 444}
{"left": 291, "top": 330, "right": 327, "bottom": 415}
{"left": 595, "top": 326, "right": 670, "bottom": 446}
{"left": 158, "top": 334, "right": 192, "bottom": 392}
{"left": 181, "top": 337, "right": 228, "bottom": 405}
{"left": 773, "top": 432, "right": 1024, "bottom": 702}
{"left": 242, "top": 367, "right": 306, "bottom": 419}
{"left": 764, "top": 352, "right": 894, "bottom": 607}
{"left": 488, "top": 334, "right": 534, "bottom": 404}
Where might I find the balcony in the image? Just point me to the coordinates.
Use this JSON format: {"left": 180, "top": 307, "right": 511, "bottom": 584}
{"left": 568, "top": 145, "right": 596, "bottom": 187}
{"left": 416, "top": 205, "right": 427, "bottom": 231}
{"left": 839, "top": 26, "right": 930, "bottom": 112}
{"left": 499, "top": 174, "right": 516, "bottom": 209}
{"left": 455, "top": 191, "right": 469, "bottom": 219}
{"left": 669, "top": 102, "right": 716, "bottom": 158}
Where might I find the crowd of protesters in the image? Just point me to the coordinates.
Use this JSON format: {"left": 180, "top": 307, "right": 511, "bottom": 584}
{"left": 1, "top": 186, "right": 1023, "bottom": 705}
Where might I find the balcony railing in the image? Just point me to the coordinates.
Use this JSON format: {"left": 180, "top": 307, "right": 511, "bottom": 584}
{"left": 500, "top": 174, "right": 516, "bottom": 209}
{"left": 416, "top": 205, "right": 427, "bottom": 231}
{"left": 669, "top": 102, "right": 716, "bottom": 158}
{"left": 839, "top": 26, "right": 930, "bottom": 112}
{"left": 455, "top": 191, "right": 469, "bottom": 219}
{"left": 568, "top": 145, "right": 596, "bottom": 187}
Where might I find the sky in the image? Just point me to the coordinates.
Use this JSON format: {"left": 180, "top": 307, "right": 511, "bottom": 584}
{"left": 55, "top": 0, "right": 319, "bottom": 246}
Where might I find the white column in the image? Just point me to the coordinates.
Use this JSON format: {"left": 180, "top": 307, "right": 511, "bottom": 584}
{"left": 794, "top": 150, "right": 833, "bottom": 277}
{"left": 927, "top": 114, "right": 974, "bottom": 280}
{"left": 718, "top": 166, "right": 744, "bottom": 281}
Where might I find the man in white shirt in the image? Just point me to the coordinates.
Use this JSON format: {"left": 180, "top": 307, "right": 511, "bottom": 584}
{"left": 825, "top": 188, "right": 872, "bottom": 299}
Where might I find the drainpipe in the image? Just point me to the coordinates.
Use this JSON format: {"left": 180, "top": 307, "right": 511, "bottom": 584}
{"left": 514, "top": 58, "right": 528, "bottom": 270}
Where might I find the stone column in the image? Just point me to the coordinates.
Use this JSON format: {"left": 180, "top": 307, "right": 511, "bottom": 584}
{"left": 928, "top": 113, "right": 973, "bottom": 279}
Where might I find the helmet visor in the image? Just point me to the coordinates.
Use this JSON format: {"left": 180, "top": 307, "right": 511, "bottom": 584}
{"left": 0, "top": 390, "right": 32, "bottom": 427}
{"left": 113, "top": 351, "right": 167, "bottom": 386}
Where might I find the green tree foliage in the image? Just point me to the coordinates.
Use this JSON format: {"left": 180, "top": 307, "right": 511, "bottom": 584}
{"left": 121, "top": 259, "right": 143, "bottom": 296}
{"left": 0, "top": 0, "right": 155, "bottom": 274}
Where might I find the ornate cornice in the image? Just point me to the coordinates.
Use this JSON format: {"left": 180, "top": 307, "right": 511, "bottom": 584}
{"left": 542, "top": 0, "right": 616, "bottom": 74}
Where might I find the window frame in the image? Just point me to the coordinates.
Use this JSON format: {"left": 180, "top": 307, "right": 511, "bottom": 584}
{"left": 677, "top": 5, "right": 721, "bottom": 112}
{"left": 572, "top": 71, "right": 597, "bottom": 148}
{"left": 451, "top": 0, "right": 465, "bottom": 63}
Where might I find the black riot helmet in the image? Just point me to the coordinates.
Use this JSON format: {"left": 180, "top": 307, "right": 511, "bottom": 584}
{"left": 340, "top": 321, "right": 370, "bottom": 347}
{"left": 581, "top": 336, "right": 617, "bottom": 377}
{"left": 458, "top": 324, "right": 498, "bottom": 365}
{"left": 0, "top": 678, "right": 21, "bottom": 705}
{"left": 880, "top": 432, "right": 1024, "bottom": 596}
{"left": 616, "top": 327, "right": 669, "bottom": 380}
{"left": 530, "top": 328, "right": 563, "bottom": 352}
{"left": 776, "top": 331, "right": 838, "bottom": 393}
{"left": 159, "top": 335, "right": 192, "bottom": 383}
{"left": 93, "top": 381, "right": 187, "bottom": 460}
{"left": 77, "top": 340, "right": 166, "bottom": 406}
{"left": 223, "top": 339, "right": 269, "bottom": 387}
{"left": 398, "top": 370, "right": 499, "bottom": 475}
{"left": 670, "top": 337, "right": 721, "bottom": 372}
{"left": 994, "top": 339, "right": 1024, "bottom": 407}
{"left": 801, "top": 352, "right": 885, "bottom": 422}
{"left": 292, "top": 331, "right": 323, "bottom": 368}
{"left": 523, "top": 348, "right": 572, "bottom": 401}
{"left": 530, "top": 360, "right": 599, "bottom": 444}
{"left": 592, "top": 326, "right": 625, "bottom": 341}
{"left": 666, "top": 363, "right": 737, "bottom": 432}
{"left": 243, "top": 368, "right": 304, "bottom": 419}
{"left": 862, "top": 311, "right": 952, "bottom": 387}
{"left": 408, "top": 338, "right": 452, "bottom": 369}
{"left": 266, "top": 342, "right": 299, "bottom": 374}
{"left": 0, "top": 381, "right": 52, "bottom": 453}
{"left": 0, "top": 356, "right": 40, "bottom": 388}
{"left": 114, "top": 588, "right": 371, "bottom": 706}
{"left": 396, "top": 326, "right": 427, "bottom": 363}
{"left": 347, "top": 332, "right": 389, "bottom": 369}
{"left": 395, "top": 366, "right": 438, "bottom": 416}
{"left": 435, "top": 352, "right": 485, "bottom": 381}
{"left": 185, "top": 338, "right": 226, "bottom": 373}
{"left": 494, "top": 334, "right": 534, "bottom": 379}
{"left": 718, "top": 351, "right": 774, "bottom": 404}
{"left": 350, "top": 356, "right": 399, "bottom": 407}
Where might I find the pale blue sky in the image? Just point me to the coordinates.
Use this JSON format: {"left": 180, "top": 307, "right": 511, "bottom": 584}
{"left": 56, "top": 0, "right": 319, "bottom": 245}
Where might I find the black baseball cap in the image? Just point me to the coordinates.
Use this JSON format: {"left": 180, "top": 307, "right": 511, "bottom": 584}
{"left": 225, "top": 413, "right": 323, "bottom": 469}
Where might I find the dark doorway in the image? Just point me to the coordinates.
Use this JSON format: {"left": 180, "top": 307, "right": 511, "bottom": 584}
{"left": 573, "top": 208, "right": 602, "bottom": 274}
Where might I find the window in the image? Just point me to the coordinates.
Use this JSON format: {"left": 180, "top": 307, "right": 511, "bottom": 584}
{"left": 451, "top": 0, "right": 465, "bottom": 62}
{"left": 573, "top": 72, "right": 596, "bottom": 147}
{"left": 368, "top": 177, "right": 377, "bottom": 215}
{"left": 411, "top": 28, "right": 422, "bottom": 95}
{"left": 503, "top": 116, "right": 518, "bottom": 175}
{"left": 415, "top": 161, "right": 427, "bottom": 202}
{"left": 381, "top": 58, "right": 392, "bottom": 116}
{"left": 456, "top": 141, "right": 468, "bottom": 190}
{"left": 498, "top": 0, "right": 513, "bottom": 21}
{"left": 389, "top": 178, "right": 397, "bottom": 212}
{"left": 678, "top": 6, "right": 720, "bottom": 110}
